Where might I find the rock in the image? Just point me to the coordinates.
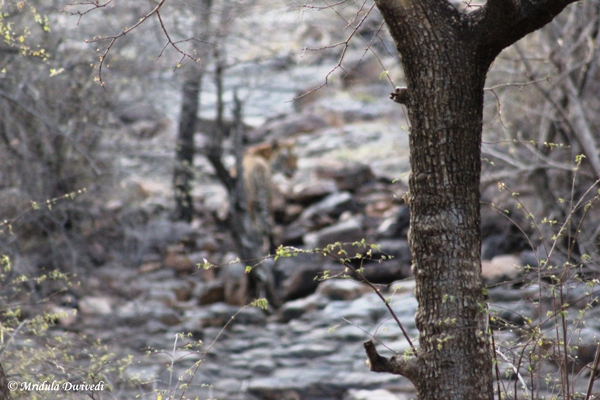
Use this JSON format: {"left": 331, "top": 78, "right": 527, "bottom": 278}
{"left": 299, "top": 191, "right": 359, "bottom": 224}
{"left": 248, "top": 368, "right": 342, "bottom": 400}
{"left": 78, "top": 296, "right": 113, "bottom": 315}
{"left": 138, "top": 261, "right": 162, "bottom": 273}
{"left": 278, "top": 294, "right": 322, "bottom": 322}
{"left": 156, "top": 310, "right": 183, "bottom": 326}
{"left": 374, "top": 239, "right": 412, "bottom": 266}
{"left": 192, "top": 303, "right": 266, "bottom": 328}
{"left": 376, "top": 205, "right": 410, "bottom": 239}
{"left": 280, "top": 220, "right": 309, "bottom": 245}
{"left": 126, "top": 219, "right": 199, "bottom": 264}
{"left": 173, "top": 280, "right": 195, "bottom": 302}
{"left": 147, "top": 288, "right": 178, "bottom": 307}
{"left": 116, "top": 300, "right": 180, "bottom": 326}
{"left": 389, "top": 279, "right": 416, "bottom": 295}
{"left": 291, "top": 179, "right": 338, "bottom": 204}
{"left": 197, "top": 236, "right": 219, "bottom": 253}
{"left": 117, "top": 102, "right": 160, "bottom": 124}
{"left": 122, "top": 364, "right": 162, "bottom": 387}
{"left": 571, "top": 327, "right": 600, "bottom": 371}
{"left": 197, "top": 280, "right": 225, "bottom": 305}
{"left": 355, "top": 181, "right": 396, "bottom": 209}
{"left": 129, "top": 118, "right": 171, "bottom": 139}
{"left": 316, "top": 279, "right": 370, "bottom": 301}
{"left": 222, "top": 262, "right": 249, "bottom": 306}
{"left": 315, "top": 162, "right": 375, "bottom": 192}
{"left": 479, "top": 205, "right": 528, "bottom": 258}
{"left": 249, "top": 111, "right": 329, "bottom": 142}
{"left": 344, "top": 389, "right": 403, "bottom": 400}
{"left": 488, "top": 301, "right": 528, "bottom": 327}
{"left": 48, "top": 305, "right": 78, "bottom": 327}
{"left": 87, "top": 241, "right": 108, "bottom": 266}
{"left": 519, "top": 249, "right": 539, "bottom": 269}
{"left": 339, "top": 295, "right": 391, "bottom": 327}
{"left": 482, "top": 254, "right": 521, "bottom": 284}
{"left": 303, "top": 215, "right": 365, "bottom": 249}
{"left": 481, "top": 233, "right": 511, "bottom": 260}
{"left": 283, "top": 203, "right": 304, "bottom": 219}
{"left": 278, "top": 342, "right": 338, "bottom": 359}
{"left": 487, "top": 285, "right": 532, "bottom": 302}
{"left": 328, "top": 370, "right": 402, "bottom": 397}
{"left": 163, "top": 245, "right": 194, "bottom": 274}
{"left": 276, "top": 255, "right": 334, "bottom": 301}
{"left": 359, "top": 260, "right": 411, "bottom": 285}
{"left": 364, "top": 197, "right": 396, "bottom": 218}
{"left": 187, "top": 251, "right": 216, "bottom": 280}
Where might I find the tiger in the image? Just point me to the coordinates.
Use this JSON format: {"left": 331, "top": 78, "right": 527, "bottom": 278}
{"left": 242, "top": 140, "right": 297, "bottom": 255}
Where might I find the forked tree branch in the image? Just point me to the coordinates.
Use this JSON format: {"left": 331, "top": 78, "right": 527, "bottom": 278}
{"left": 472, "top": 0, "right": 579, "bottom": 53}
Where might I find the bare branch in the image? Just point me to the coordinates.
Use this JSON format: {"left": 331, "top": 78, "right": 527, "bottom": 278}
{"left": 364, "top": 340, "right": 420, "bottom": 383}
{"left": 63, "top": 0, "right": 114, "bottom": 28}
{"left": 318, "top": 245, "right": 419, "bottom": 357}
{"left": 561, "top": 75, "right": 600, "bottom": 180}
{"left": 0, "top": 89, "right": 104, "bottom": 175}
{"left": 511, "top": 42, "right": 600, "bottom": 180}
{"left": 484, "top": 76, "right": 552, "bottom": 91}
{"left": 155, "top": 10, "right": 206, "bottom": 70}
{"left": 65, "top": 0, "right": 201, "bottom": 87}
{"left": 295, "top": 0, "right": 394, "bottom": 103}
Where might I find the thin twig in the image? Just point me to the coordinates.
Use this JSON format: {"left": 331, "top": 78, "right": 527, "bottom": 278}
{"left": 323, "top": 245, "right": 419, "bottom": 357}
{"left": 584, "top": 344, "right": 600, "bottom": 400}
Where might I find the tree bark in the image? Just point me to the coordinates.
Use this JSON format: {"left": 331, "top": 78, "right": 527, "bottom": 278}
{"left": 366, "top": 0, "right": 579, "bottom": 398}
{"left": 173, "top": 66, "right": 202, "bottom": 223}
{"left": 0, "top": 362, "right": 12, "bottom": 400}
{"left": 173, "top": 0, "right": 213, "bottom": 222}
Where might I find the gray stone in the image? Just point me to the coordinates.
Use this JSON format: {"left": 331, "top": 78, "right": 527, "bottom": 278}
{"left": 344, "top": 389, "right": 403, "bottom": 400}
{"left": 196, "top": 280, "right": 225, "bottom": 305}
{"left": 304, "top": 216, "right": 365, "bottom": 249}
{"left": 291, "top": 180, "right": 338, "bottom": 204}
{"left": 249, "top": 111, "right": 329, "bottom": 141}
{"left": 315, "top": 162, "right": 375, "bottom": 192}
{"left": 78, "top": 296, "right": 113, "bottom": 315}
{"left": 481, "top": 254, "right": 521, "bottom": 284}
{"left": 376, "top": 205, "right": 410, "bottom": 238}
{"left": 317, "top": 279, "right": 370, "bottom": 301}
{"left": 279, "top": 293, "right": 321, "bottom": 322}
{"left": 299, "top": 191, "right": 358, "bottom": 223}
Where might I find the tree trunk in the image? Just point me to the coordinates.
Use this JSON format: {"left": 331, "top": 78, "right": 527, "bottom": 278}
{"left": 0, "top": 362, "right": 12, "bottom": 400}
{"left": 173, "top": 0, "right": 213, "bottom": 222}
{"left": 173, "top": 67, "right": 202, "bottom": 222}
{"left": 394, "top": 14, "right": 494, "bottom": 400}
{"left": 365, "top": 0, "right": 579, "bottom": 398}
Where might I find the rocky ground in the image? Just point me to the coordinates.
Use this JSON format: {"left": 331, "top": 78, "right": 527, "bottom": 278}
{"left": 36, "top": 74, "right": 600, "bottom": 400}
{"left": 60, "top": 79, "right": 424, "bottom": 400}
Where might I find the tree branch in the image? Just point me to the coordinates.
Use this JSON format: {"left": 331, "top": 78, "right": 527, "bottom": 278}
{"left": 364, "top": 340, "right": 420, "bottom": 384}
{"left": 473, "top": 0, "right": 579, "bottom": 54}
{"left": 562, "top": 75, "right": 600, "bottom": 180}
